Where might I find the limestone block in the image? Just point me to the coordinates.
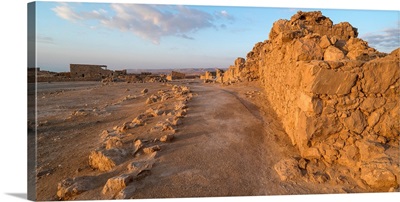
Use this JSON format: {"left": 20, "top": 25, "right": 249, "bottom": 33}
{"left": 295, "top": 111, "right": 342, "bottom": 151}
{"left": 293, "top": 39, "right": 324, "bottom": 61}
{"left": 367, "top": 110, "right": 383, "bottom": 128}
{"left": 297, "top": 93, "right": 322, "bottom": 114}
{"left": 324, "top": 45, "right": 345, "bottom": 61}
{"left": 355, "top": 140, "right": 386, "bottom": 162}
{"left": 115, "top": 184, "right": 137, "bottom": 199}
{"left": 362, "top": 60, "right": 399, "bottom": 94}
{"left": 360, "top": 159, "right": 398, "bottom": 191}
{"left": 302, "top": 65, "right": 357, "bottom": 95}
{"left": 302, "top": 147, "right": 321, "bottom": 159}
{"left": 343, "top": 110, "right": 367, "bottom": 134}
{"left": 143, "top": 145, "right": 161, "bottom": 154}
{"left": 102, "top": 174, "right": 133, "bottom": 195}
{"left": 57, "top": 176, "right": 97, "bottom": 200}
{"left": 160, "top": 134, "right": 174, "bottom": 142}
{"left": 141, "top": 88, "right": 148, "bottom": 94}
{"left": 359, "top": 97, "right": 386, "bottom": 113}
{"left": 337, "top": 144, "right": 359, "bottom": 168}
{"left": 105, "top": 137, "right": 124, "bottom": 150}
{"left": 319, "top": 35, "right": 331, "bottom": 49}
{"left": 377, "top": 105, "right": 400, "bottom": 140}
{"left": 88, "top": 149, "right": 127, "bottom": 171}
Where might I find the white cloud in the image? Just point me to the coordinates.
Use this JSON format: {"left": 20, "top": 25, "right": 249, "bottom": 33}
{"left": 52, "top": 3, "right": 220, "bottom": 44}
{"left": 215, "top": 10, "right": 235, "bottom": 21}
{"left": 51, "top": 3, "right": 83, "bottom": 21}
{"left": 362, "top": 22, "right": 400, "bottom": 53}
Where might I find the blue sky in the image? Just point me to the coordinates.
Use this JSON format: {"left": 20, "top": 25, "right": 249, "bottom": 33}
{"left": 33, "top": 1, "right": 399, "bottom": 72}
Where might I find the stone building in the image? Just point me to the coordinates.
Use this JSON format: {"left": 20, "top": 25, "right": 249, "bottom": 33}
{"left": 166, "top": 71, "right": 186, "bottom": 81}
{"left": 70, "top": 64, "right": 114, "bottom": 80}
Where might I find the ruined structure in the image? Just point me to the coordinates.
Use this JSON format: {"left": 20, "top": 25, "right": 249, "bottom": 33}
{"left": 70, "top": 64, "right": 127, "bottom": 81}
{"left": 200, "top": 71, "right": 215, "bottom": 80}
{"left": 166, "top": 71, "right": 186, "bottom": 81}
{"left": 200, "top": 69, "right": 225, "bottom": 83}
{"left": 216, "top": 11, "right": 399, "bottom": 191}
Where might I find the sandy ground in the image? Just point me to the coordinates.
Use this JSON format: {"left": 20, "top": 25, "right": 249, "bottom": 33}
{"left": 29, "top": 80, "right": 363, "bottom": 201}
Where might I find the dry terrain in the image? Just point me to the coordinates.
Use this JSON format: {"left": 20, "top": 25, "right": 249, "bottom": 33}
{"left": 29, "top": 80, "right": 369, "bottom": 200}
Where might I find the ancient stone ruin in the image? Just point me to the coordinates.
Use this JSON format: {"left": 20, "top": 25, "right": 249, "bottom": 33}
{"left": 166, "top": 71, "right": 186, "bottom": 81}
{"left": 70, "top": 64, "right": 127, "bottom": 80}
{"left": 203, "top": 11, "right": 399, "bottom": 191}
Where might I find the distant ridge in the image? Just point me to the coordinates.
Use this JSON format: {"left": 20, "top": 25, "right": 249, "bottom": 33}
{"left": 126, "top": 68, "right": 225, "bottom": 75}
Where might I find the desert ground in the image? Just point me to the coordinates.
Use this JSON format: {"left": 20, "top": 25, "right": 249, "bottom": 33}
{"left": 29, "top": 79, "right": 369, "bottom": 200}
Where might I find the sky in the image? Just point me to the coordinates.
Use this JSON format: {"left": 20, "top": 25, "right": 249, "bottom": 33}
{"left": 31, "top": 1, "right": 399, "bottom": 72}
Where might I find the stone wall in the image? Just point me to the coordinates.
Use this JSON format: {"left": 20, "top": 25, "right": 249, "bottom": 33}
{"left": 166, "top": 71, "right": 186, "bottom": 81}
{"left": 224, "top": 11, "right": 399, "bottom": 191}
{"left": 70, "top": 64, "right": 113, "bottom": 80}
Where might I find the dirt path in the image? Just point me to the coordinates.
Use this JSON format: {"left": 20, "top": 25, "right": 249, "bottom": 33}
{"left": 129, "top": 82, "right": 311, "bottom": 198}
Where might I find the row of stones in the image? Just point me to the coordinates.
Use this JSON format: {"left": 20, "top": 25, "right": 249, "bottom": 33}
{"left": 56, "top": 84, "right": 193, "bottom": 200}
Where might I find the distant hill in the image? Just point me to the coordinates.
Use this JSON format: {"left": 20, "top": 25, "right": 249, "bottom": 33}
{"left": 127, "top": 68, "right": 226, "bottom": 75}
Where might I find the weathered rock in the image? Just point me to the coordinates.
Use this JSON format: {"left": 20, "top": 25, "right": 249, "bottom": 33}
{"left": 132, "top": 139, "right": 143, "bottom": 155}
{"left": 141, "top": 88, "right": 148, "bottom": 94}
{"left": 160, "top": 134, "right": 174, "bottom": 142}
{"left": 367, "top": 110, "right": 383, "bottom": 128}
{"left": 319, "top": 35, "right": 332, "bottom": 49}
{"left": 146, "top": 108, "right": 163, "bottom": 117}
{"left": 102, "top": 174, "right": 134, "bottom": 196}
{"left": 362, "top": 49, "right": 400, "bottom": 94}
{"left": 305, "top": 159, "right": 326, "bottom": 175}
{"left": 324, "top": 45, "right": 345, "bottom": 61}
{"left": 298, "top": 158, "right": 308, "bottom": 170}
{"left": 105, "top": 136, "right": 124, "bottom": 150}
{"left": 143, "top": 145, "right": 161, "bottom": 154}
{"left": 337, "top": 144, "right": 359, "bottom": 168}
{"left": 171, "top": 117, "right": 183, "bottom": 126}
{"left": 114, "top": 122, "right": 131, "bottom": 133}
{"left": 175, "top": 102, "right": 188, "bottom": 111}
{"left": 88, "top": 149, "right": 127, "bottom": 171}
{"left": 355, "top": 140, "right": 387, "bottom": 161}
{"left": 297, "top": 93, "right": 322, "bottom": 114}
{"left": 343, "top": 110, "right": 367, "bottom": 134}
{"left": 100, "top": 130, "right": 114, "bottom": 140}
{"left": 359, "top": 97, "right": 386, "bottom": 113}
{"left": 161, "top": 122, "right": 174, "bottom": 131}
{"left": 146, "top": 95, "right": 159, "bottom": 104}
{"left": 57, "top": 176, "right": 97, "bottom": 200}
{"left": 274, "top": 158, "right": 302, "bottom": 181}
{"left": 303, "top": 67, "right": 357, "bottom": 95}
{"left": 115, "top": 184, "right": 137, "bottom": 199}
{"left": 175, "top": 110, "right": 187, "bottom": 118}
{"left": 293, "top": 39, "right": 324, "bottom": 61}
{"left": 132, "top": 114, "right": 146, "bottom": 126}
{"left": 360, "top": 160, "right": 398, "bottom": 191}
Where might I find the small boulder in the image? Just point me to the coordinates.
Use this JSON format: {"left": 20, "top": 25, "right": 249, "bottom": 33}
{"left": 171, "top": 117, "right": 183, "bottom": 126}
{"left": 102, "top": 174, "right": 133, "bottom": 196}
{"left": 141, "top": 88, "right": 148, "bottom": 94}
{"left": 143, "top": 145, "right": 161, "bottom": 154}
{"left": 115, "top": 184, "right": 137, "bottom": 199}
{"left": 160, "top": 134, "right": 174, "bottom": 142}
{"left": 105, "top": 137, "right": 124, "bottom": 150}
{"left": 88, "top": 149, "right": 127, "bottom": 171}
{"left": 324, "top": 45, "right": 345, "bottom": 61}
